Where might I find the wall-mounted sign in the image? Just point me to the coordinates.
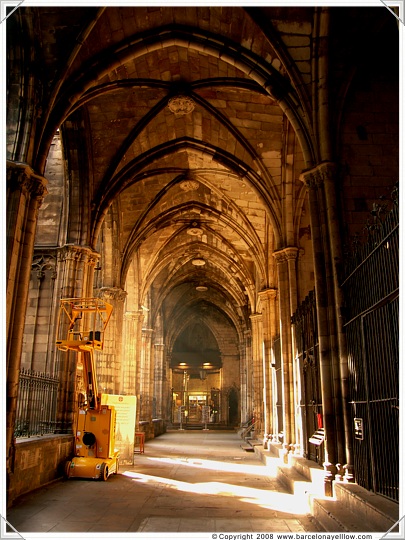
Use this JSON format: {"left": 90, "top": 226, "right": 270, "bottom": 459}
{"left": 101, "top": 394, "right": 137, "bottom": 464}
{"left": 354, "top": 417, "right": 364, "bottom": 440}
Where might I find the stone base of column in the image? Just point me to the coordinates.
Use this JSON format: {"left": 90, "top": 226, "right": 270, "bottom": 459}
{"left": 323, "top": 461, "right": 337, "bottom": 497}
{"left": 281, "top": 443, "right": 290, "bottom": 464}
{"left": 343, "top": 463, "right": 355, "bottom": 483}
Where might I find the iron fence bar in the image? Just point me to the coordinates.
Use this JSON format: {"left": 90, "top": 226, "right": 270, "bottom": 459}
{"left": 360, "top": 315, "right": 377, "bottom": 498}
{"left": 341, "top": 224, "right": 398, "bottom": 286}
{"left": 14, "top": 368, "right": 59, "bottom": 438}
{"left": 342, "top": 289, "right": 398, "bottom": 328}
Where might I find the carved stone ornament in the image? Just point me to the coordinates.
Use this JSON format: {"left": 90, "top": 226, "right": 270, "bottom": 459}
{"left": 179, "top": 179, "right": 199, "bottom": 192}
{"left": 98, "top": 286, "right": 127, "bottom": 303}
{"left": 187, "top": 222, "right": 203, "bottom": 236}
{"left": 167, "top": 95, "right": 195, "bottom": 116}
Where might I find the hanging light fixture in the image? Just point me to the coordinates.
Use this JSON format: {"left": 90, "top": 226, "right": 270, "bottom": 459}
{"left": 192, "top": 258, "right": 205, "bottom": 266}
{"left": 196, "top": 285, "right": 208, "bottom": 292}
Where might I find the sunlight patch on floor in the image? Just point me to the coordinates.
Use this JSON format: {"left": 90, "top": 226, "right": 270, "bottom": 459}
{"left": 122, "top": 470, "right": 310, "bottom": 514}
{"left": 146, "top": 455, "right": 278, "bottom": 476}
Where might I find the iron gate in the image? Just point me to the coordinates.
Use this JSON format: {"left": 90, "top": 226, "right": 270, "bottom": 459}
{"left": 292, "top": 290, "right": 322, "bottom": 463}
{"left": 341, "top": 187, "right": 399, "bottom": 501}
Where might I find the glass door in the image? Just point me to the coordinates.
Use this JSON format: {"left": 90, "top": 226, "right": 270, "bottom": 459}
{"left": 188, "top": 394, "right": 207, "bottom": 422}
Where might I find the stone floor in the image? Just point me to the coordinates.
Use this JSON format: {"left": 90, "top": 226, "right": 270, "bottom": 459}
{"left": 6, "top": 430, "right": 324, "bottom": 535}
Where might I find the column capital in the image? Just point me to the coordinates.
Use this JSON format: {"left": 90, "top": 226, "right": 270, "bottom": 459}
{"left": 258, "top": 288, "right": 277, "bottom": 301}
{"left": 142, "top": 328, "right": 154, "bottom": 336}
{"left": 300, "top": 161, "right": 337, "bottom": 189}
{"left": 125, "top": 310, "right": 143, "bottom": 321}
{"left": 259, "top": 288, "right": 278, "bottom": 299}
{"left": 98, "top": 286, "right": 127, "bottom": 304}
{"left": 58, "top": 244, "right": 97, "bottom": 263}
{"left": 273, "top": 246, "right": 299, "bottom": 263}
{"left": 7, "top": 160, "right": 48, "bottom": 203}
{"left": 284, "top": 246, "right": 299, "bottom": 261}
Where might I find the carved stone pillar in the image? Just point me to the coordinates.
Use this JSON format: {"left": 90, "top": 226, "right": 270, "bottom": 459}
{"left": 242, "top": 330, "right": 253, "bottom": 423}
{"left": 250, "top": 313, "right": 264, "bottom": 438}
{"left": 301, "top": 162, "right": 353, "bottom": 488}
{"left": 140, "top": 328, "right": 154, "bottom": 429}
{"left": 54, "top": 244, "right": 100, "bottom": 435}
{"left": 273, "top": 247, "right": 299, "bottom": 453}
{"left": 122, "top": 311, "right": 143, "bottom": 396}
{"left": 58, "top": 244, "right": 99, "bottom": 300}
{"left": 97, "top": 287, "right": 127, "bottom": 395}
{"left": 258, "top": 288, "right": 278, "bottom": 448}
{"left": 6, "top": 161, "right": 48, "bottom": 483}
{"left": 154, "top": 343, "right": 165, "bottom": 418}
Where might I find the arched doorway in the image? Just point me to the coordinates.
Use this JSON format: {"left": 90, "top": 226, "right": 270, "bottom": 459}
{"left": 170, "top": 322, "right": 222, "bottom": 425}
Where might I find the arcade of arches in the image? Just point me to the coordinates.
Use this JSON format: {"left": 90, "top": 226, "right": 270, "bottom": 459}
{"left": 5, "top": 5, "right": 400, "bottom": 508}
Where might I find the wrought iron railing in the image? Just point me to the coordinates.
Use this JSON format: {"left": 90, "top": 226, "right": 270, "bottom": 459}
{"left": 292, "top": 290, "right": 322, "bottom": 462}
{"left": 14, "top": 368, "right": 59, "bottom": 438}
{"left": 341, "top": 184, "right": 399, "bottom": 502}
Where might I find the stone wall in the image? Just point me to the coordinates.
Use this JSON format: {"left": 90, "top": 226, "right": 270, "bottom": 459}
{"left": 9, "top": 435, "right": 74, "bottom": 507}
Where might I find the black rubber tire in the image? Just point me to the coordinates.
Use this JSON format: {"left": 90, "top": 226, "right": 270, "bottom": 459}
{"left": 99, "top": 462, "right": 109, "bottom": 481}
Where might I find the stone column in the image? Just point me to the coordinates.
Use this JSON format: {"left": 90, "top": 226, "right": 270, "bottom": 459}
{"left": 300, "top": 165, "right": 344, "bottom": 492}
{"left": 273, "top": 247, "right": 299, "bottom": 454}
{"left": 54, "top": 245, "right": 99, "bottom": 434}
{"left": 6, "top": 161, "right": 48, "bottom": 482}
{"left": 239, "top": 343, "right": 246, "bottom": 425}
{"left": 154, "top": 343, "right": 165, "bottom": 418}
{"left": 258, "top": 288, "right": 278, "bottom": 448}
{"left": 166, "top": 352, "right": 174, "bottom": 425}
{"left": 97, "top": 287, "right": 127, "bottom": 395}
{"left": 122, "top": 311, "right": 143, "bottom": 396}
{"left": 301, "top": 162, "right": 353, "bottom": 483}
{"left": 152, "top": 312, "right": 165, "bottom": 421}
{"left": 250, "top": 314, "right": 264, "bottom": 437}
{"left": 140, "top": 328, "right": 154, "bottom": 436}
{"left": 242, "top": 330, "right": 253, "bottom": 423}
{"left": 58, "top": 244, "right": 98, "bottom": 300}
{"left": 134, "top": 311, "right": 144, "bottom": 427}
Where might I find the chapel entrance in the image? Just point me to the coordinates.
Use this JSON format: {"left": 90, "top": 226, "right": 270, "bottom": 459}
{"left": 170, "top": 319, "right": 224, "bottom": 426}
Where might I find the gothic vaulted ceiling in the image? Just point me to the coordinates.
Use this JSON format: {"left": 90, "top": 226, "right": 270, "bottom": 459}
{"left": 23, "top": 6, "right": 393, "bottom": 347}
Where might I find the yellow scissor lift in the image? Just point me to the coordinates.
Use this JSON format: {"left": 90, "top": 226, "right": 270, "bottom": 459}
{"left": 56, "top": 298, "right": 119, "bottom": 481}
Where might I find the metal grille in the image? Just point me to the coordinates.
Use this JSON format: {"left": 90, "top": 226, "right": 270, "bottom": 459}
{"left": 14, "top": 368, "right": 59, "bottom": 437}
{"left": 272, "top": 336, "right": 283, "bottom": 438}
{"left": 341, "top": 188, "right": 399, "bottom": 501}
{"left": 292, "top": 290, "right": 322, "bottom": 463}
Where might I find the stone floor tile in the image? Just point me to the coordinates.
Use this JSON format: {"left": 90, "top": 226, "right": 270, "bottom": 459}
{"left": 48, "top": 521, "right": 94, "bottom": 533}
{"left": 137, "top": 516, "right": 181, "bottom": 531}
{"left": 7, "top": 430, "right": 324, "bottom": 535}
